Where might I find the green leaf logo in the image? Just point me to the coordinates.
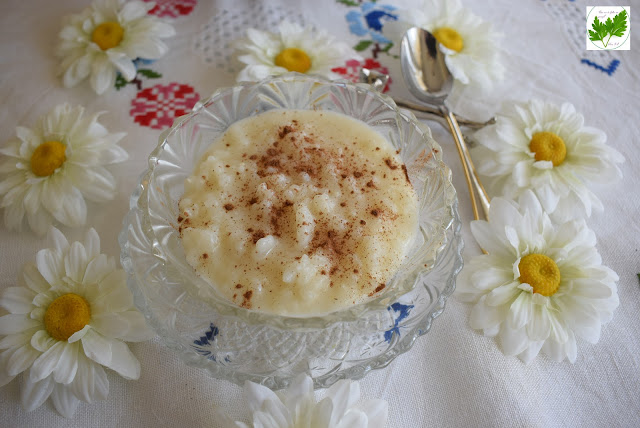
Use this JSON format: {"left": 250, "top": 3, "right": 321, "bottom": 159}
{"left": 589, "top": 9, "right": 628, "bottom": 48}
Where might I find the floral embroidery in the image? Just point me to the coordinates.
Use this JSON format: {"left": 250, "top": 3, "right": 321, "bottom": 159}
{"left": 346, "top": 2, "right": 398, "bottom": 44}
{"left": 115, "top": 59, "right": 162, "bottom": 90}
{"left": 130, "top": 82, "right": 200, "bottom": 129}
{"left": 331, "top": 58, "right": 392, "bottom": 92}
{"left": 144, "top": 0, "right": 197, "bottom": 18}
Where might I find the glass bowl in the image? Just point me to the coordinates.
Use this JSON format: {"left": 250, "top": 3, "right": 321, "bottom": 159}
{"left": 119, "top": 73, "right": 463, "bottom": 389}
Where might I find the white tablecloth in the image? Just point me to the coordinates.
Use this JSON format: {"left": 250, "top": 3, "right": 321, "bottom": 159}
{"left": 1, "top": 0, "right": 639, "bottom": 426}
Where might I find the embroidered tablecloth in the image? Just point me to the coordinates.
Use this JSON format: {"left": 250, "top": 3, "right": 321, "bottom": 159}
{"left": 1, "top": 0, "right": 639, "bottom": 426}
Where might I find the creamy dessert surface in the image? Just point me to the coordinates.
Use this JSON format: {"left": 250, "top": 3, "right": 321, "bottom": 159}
{"left": 178, "top": 109, "right": 418, "bottom": 316}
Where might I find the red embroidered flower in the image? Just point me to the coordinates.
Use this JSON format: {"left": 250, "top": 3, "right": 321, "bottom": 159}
{"left": 331, "top": 58, "right": 392, "bottom": 93}
{"left": 144, "top": 0, "right": 197, "bottom": 18}
{"left": 130, "top": 83, "right": 200, "bottom": 130}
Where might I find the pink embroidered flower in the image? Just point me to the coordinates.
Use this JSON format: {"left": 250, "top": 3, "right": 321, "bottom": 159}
{"left": 130, "top": 82, "right": 200, "bottom": 129}
{"left": 144, "top": 0, "right": 197, "bottom": 18}
{"left": 332, "top": 58, "right": 392, "bottom": 92}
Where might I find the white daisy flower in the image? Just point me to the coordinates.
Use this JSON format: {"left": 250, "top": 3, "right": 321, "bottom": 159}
{"left": 0, "top": 103, "right": 128, "bottom": 235}
{"left": 0, "top": 227, "right": 153, "bottom": 418}
{"left": 386, "top": 0, "right": 504, "bottom": 94}
{"left": 471, "top": 99, "right": 624, "bottom": 222}
{"left": 457, "top": 191, "right": 619, "bottom": 364}
{"left": 218, "top": 374, "right": 388, "bottom": 427}
{"left": 234, "top": 20, "right": 361, "bottom": 82}
{"left": 57, "top": 0, "right": 175, "bottom": 94}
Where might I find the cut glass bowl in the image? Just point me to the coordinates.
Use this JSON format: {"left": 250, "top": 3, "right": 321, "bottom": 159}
{"left": 119, "top": 74, "right": 463, "bottom": 389}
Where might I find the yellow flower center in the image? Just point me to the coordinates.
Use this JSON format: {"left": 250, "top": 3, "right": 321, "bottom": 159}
{"left": 529, "top": 132, "right": 567, "bottom": 166}
{"left": 274, "top": 48, "right": 312, "bottom": 73}
{"left": 433, "top": 27, "right": 464, "bottom": 52}
{"left": 92, "top": 21, "right": 124, "bottom": 50}
{"left": 44, "top": 294, "right": 91, "bottom": 341}
{"left": 518, "top": 253, "right": 561, "bottom": 297}
{"left": 30, "top": 141, "right": 67, "bottom": 177}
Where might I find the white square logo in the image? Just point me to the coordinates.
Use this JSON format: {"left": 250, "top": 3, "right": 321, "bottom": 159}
{"left": 587, "top": 6, "right": 630, "bottom": 50}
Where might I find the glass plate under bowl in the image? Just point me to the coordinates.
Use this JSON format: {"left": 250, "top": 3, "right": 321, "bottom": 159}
{"left": 118, "top": 73, "right": 463, "bottom": 389}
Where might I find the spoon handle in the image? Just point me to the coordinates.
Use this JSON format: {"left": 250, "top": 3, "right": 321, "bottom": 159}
{"left": 442, "top": 108, "right": 491, "bottom": 223}
{"left": 394, "top": 98, "right": 495, "bottom": 129}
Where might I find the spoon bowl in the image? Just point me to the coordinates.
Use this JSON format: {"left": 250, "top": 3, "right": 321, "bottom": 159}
{"left": 400, "top": 28, "right": 452, "bottom": 104}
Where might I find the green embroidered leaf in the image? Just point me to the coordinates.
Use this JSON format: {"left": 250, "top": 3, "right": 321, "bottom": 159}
{"left": 138, "top": 69, "right": 162, "bottom": 79}
{"left": 115, "top": 74, "right": 127, "bottom": 90}
{"left": 381, "top": 42, "right": 394, "bottom": 53}
{"left": 354, "top": 40, "right": 373, "bottom": 51}
{"left": 336, "top": 0, "right": 359, "bottom": 6}
{"left": 609, "top": 9, "right": 628, "bottom": 37}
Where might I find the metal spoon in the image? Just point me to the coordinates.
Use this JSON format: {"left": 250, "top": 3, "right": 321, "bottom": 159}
{"left": 400, "top": 27, "right": 491, "bottom": 221}
{"left": 359, "top": 68, "right": 495, "bottom": 130}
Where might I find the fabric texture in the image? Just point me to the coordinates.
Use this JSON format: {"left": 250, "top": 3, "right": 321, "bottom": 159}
{"left": 0, "top": 0, "right": 639, "bottom": 426}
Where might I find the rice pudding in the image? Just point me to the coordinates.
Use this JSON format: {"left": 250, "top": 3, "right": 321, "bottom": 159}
{"left": 178, "top": 109, "right": 418, "bottom": 316}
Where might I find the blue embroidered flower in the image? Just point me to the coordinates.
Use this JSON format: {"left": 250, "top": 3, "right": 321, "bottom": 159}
{"left": 346, "top": 3, "right": 397, "bottom": 44}
{"left": 384, "top": 302, "right": 414, "bottom": 342}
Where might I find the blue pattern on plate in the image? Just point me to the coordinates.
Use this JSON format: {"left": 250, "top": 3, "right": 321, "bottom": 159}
{"left": 193, "top": 323, "right": 230, "bottom": 362}
{"left": 384, "top": 302, "right": 414, "bottom": 342}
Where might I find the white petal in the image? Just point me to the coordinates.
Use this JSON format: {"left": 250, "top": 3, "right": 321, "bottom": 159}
{"left": 570, "top": 278, "right": 612, "bottom": 299}
{"left": 469, "top": 296, "right": 507, "bottom": 331}
{"left": 115, "top": 310, "right": 154, "bottom": 342}
{"left": 94, "top": 270, "right": 132, "bottom": 313}
{"left": 244, "top": 380, "right": 281, "bottom": 414}
{"left": 21, "top": 374, "right": 55, "bottom": 412}
{"left": 68, "top": 324, "right": 91, "bottom": 343}
{"left": 83, "top": 254, "right": 114, "bottom": 288}
{"left": 336, "top": 410, "right": 368, "bottom": 428}
{"left": 53, "top": 341, "right": 79, "bottom": 384}
{"left": 325, "top": 379, "right": 360, "bottom": 424}
{"left": 80, "top": 328, "right": 112, "bottom": 367}
{"left": 106, "top": 51, "right": 137, "bottom": 81}
{"left": 35, "top": 248, "right": 64, "bottom": 287}
{"left": 352, "top": 399, "right": 388, "bottom": 428}
{"left": 83, "top": 228, "right": 101, "bottom": 261}
{"left": 507, "top": 292, "right": 532, "bottom": 330}
{"left": 48, "top": 227, "right": 70, "bottom": 254}
{"left": 90, "top": 313, "right": 130, "bottom": 339}
{"left": 0, "top": 350, "right": 17, "bottom": 387}
{"left": 0, "top": 287, "right": 35, "bottom": 314}
{"left": 7, "top": 344, "right": 41, "bottom": 377}
{"left": 260, "top": 398, "right": 291, "bottom": 427}
{"left": 90, "top": 56, "right": 116, "bottom": 95}
{"left": 27, "top": 208, "right": 53, "bottom": 236}
{"left": 30, "top": 341, "right": 66, "bottom": 382}
{"left": 31, "top": 329, "right": 57, "bottom": 352}
{"left": 51, "top": 383, "right": 81, "bottom": 418}
{"left": 62, "top": 53, "right": 93, "bottom": 88}
{"left": 22, "top": 263, "right": 51, "bottom": 294}
{"left": 517, "top": 340, "right": 544, "bottom": 364}
{"left": 0, "top": 314, "right": 40, "bottom": 335}
{"left": 65, "top": 241, "right": 88, "bottom": 284}
{"left": 71, "top": 354, "right": 109, "bottom": 403}
{"left": 276, "top": 373, "right": 313, "bottom": 416}
{"left": 526, "top": 304, "right": 551, "bottom": 342}
{"left": 485, "top": 282, "right": 520, "bottom": 306}
{"left": 310, "top": 397, "right": 333, "bottom": 427}
{"left": 0, "top": 330, "right": 33, "bottom": 350}
{"left": 500, "top": 325, "right": 531, "bottom": 356}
